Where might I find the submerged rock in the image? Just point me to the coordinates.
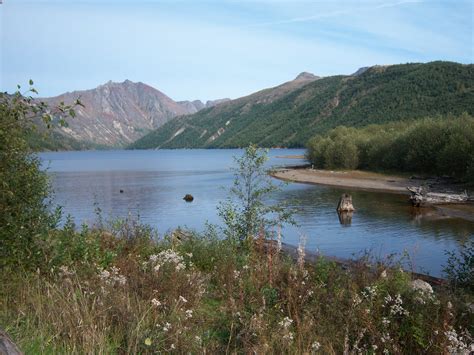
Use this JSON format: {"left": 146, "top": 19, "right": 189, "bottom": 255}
{"left": 183, "top": 194, "right": 194, "bottom": 202}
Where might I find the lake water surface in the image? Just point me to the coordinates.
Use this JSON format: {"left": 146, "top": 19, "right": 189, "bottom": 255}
{"left": 39, "top": 149, "right": 474, "bottom": 277}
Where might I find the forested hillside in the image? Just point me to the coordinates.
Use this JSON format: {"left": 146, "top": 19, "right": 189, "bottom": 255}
{"left": 130, "top": 61, "right": 474, "bottom": 149}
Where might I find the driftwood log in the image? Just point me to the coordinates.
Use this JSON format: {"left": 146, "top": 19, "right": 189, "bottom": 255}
{"left": 337, "top": 194, "right": 355, "bottom": 212}
{"left": 0, "top": 328, "right": 22, "bottom": 355}
{"left": 407, "top": 186, "right": 469, "bottom": 207}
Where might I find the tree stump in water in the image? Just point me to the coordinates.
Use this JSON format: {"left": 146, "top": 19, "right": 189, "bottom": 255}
{"left": 0, "top": 328, "right": 22, "bottom": 355}
{"left": 337, "top": 193, "right": 355, "bottom": 212}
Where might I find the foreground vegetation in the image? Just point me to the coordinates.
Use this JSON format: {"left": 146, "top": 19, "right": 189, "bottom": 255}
{"left": 307, "top": 114, "right": 474, "bottom": 183}
{"left": 1, "top": 86, "right": 473, "bottom": 353}
{"left": 2, "top": 219, "right": 473, "bottom": 354}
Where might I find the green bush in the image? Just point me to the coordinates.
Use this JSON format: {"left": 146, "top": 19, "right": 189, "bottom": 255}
{"left": 0, "top": 85, "right": 79, "bottom": 270}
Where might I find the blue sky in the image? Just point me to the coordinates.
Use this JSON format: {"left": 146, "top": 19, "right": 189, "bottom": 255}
{"left": 0, "top": 0, "right": 472, "bottom": 101}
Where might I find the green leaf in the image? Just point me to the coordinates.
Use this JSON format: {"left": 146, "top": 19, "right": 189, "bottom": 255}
{"left": 29, "top": 79, "right": 34, "bottom": 85}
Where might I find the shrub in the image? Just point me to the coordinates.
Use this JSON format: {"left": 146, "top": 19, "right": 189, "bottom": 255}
{"left": 0, "top": 84, "right": 80, "bottom": 270}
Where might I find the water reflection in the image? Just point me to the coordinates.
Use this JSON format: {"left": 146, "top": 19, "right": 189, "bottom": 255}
{"left": 337, "top": 211, "right": 353, "bottom": 226}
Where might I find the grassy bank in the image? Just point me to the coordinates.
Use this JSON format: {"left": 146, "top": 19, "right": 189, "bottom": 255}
{"left": 1, "top": 218, "right": 473, "bottom": 353}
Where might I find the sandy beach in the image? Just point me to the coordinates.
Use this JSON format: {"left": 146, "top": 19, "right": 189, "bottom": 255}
{"left": 272, "top": 168, "right": 416, "bottom": 194}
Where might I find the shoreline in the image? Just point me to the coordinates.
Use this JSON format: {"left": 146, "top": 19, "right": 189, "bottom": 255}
{"left": 271, "top": 168, "right": 474, "bottom": 222}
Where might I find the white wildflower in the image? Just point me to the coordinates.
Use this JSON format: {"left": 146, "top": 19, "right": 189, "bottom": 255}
{"left": 353, "top": 294, "right": 362, "bottom": 307}
{"left": 297, "top": 234, "right": 307, "bottom": 268}
{"left": 411, "top": 279, "right": 433, "bottom": 294}
{"left": 98, "top": 266, "right": 126, "bottom": 286}
{"left": 381, "top": 332, "right": 392, "bottom": 343}
{"left": 151, "top": 298, "right": 162, "bottom": 307}
{"left": 185, "top": 309, "right": 193, "bottom": 319}
{"left": 362, "top": 285, "right": 378, "bottom": 300}
{"left": 279, "top": 316, "right": 293, "bottom": 329}
{"left": 312, "top": 341, "right": 321, "bottom": 350}
{"left": 283, "top": 332, "right": 294, "bottom": 342}
{"left": 389, "top": 294, "right": 409, "bottom": 316}
{"left": 149, "top": 249, "right": 187, "bottom": 272}
{"left": 162, "top": 322, "right": 171, "bottom": 332}
{"left": 445, "top": 328, "right": 473, "bottom": 354}
{"left": 277, "top": 225, "right": 282, "bottom": 253}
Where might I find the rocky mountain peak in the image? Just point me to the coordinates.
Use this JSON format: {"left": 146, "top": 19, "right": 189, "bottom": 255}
{"left": 294, "top": 72, "right": 319, "bottom": 81}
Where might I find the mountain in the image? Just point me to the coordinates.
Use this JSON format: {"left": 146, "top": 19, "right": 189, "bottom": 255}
{"left": 129, "top": 62, "right": 474, "bottom": 149}
{"left": 40, "top": 80, "right": 217, "bottom": 147}
{"left": 177, "top": 98, "right": 231, "bottom": 114}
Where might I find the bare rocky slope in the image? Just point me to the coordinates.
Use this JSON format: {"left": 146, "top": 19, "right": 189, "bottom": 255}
{"left": 40, "top": 80, "right": 227, "bottom": 147}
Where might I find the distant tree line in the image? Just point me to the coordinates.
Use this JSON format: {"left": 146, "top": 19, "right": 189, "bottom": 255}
{"left": 306, "top": 114, "right": 474, "bottom": 182}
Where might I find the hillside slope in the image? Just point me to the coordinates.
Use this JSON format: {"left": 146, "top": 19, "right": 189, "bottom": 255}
{"left": 130, "top": 62, "right": 474, "bottom": 149}
{"left": 40, "top": 80, "right": 218, "bottom": 147}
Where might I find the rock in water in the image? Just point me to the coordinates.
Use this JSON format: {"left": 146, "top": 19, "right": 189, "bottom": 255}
{"left": 337, "top": 193, "right": 355, "bottom": 212}
{"left": 183, "top": 194, "right": 194, "bottom": 202}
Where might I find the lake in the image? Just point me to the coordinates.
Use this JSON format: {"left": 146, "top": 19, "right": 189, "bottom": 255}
{"left": 39, "top": 149, "right": 474, "bottom": 277}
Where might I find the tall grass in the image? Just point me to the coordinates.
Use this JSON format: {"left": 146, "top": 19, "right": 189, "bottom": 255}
{"left": 1, "top": 218, "right": 473, "bottom": 354}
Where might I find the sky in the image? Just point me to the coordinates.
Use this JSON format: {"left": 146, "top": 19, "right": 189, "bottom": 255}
{"left": 0, "top": 0, "right": 472, "bottom": 101}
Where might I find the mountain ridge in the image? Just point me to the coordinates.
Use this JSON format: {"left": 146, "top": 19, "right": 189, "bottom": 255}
{"left": 129, "top": 61, "right": 474, "bottom": 149}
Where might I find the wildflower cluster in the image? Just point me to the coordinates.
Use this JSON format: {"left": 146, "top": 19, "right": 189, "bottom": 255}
{"left": 98, "top": 266, "right": 126, "bottom": 286}
{"left": 147, "top": 249, "right": 192, "bottom": 272}
{"left": 362, "top": 285, "right": 378, "bottom": 300}
{"left": 445, "top": 328, "right": 473, "bottom": 354}
{"left": 279, "top": 316, "right": 294, "bottom": 343}
{"left": 58, "top": 265, "right": 75, "bottom": 278}
{"left": 383, "top": 293, "right": 410, "bottom": 316}
{"left": 411, "top": 279, "right": 435, "bottom": 304}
